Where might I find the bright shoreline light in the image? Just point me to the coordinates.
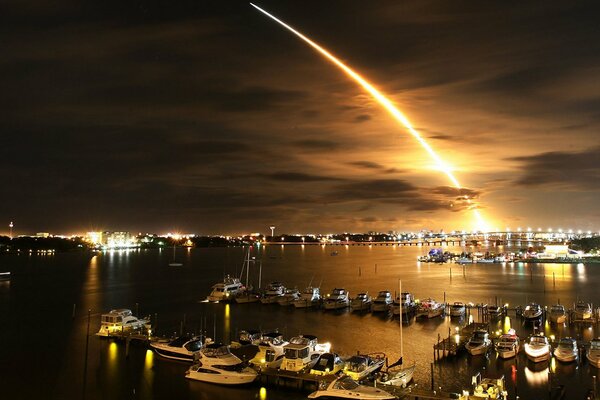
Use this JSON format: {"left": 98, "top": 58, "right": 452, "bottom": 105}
{"left": 250, "top": 3, "right": 488, "bottom": 231}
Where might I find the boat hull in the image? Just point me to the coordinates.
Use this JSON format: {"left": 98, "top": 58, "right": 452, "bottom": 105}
{"left": 151, "top": 346, "right": 195, "bottom": 362}
{"left": 371, "top": 303, "right": 391, "bottom": 313}
{"left": 525, "top": 349, "right": 550, "bottom": 363}
{"left": 497, "top": 349, "right": 517, "bottom": 359}
{"left": 466, "top": 344, "right": 490, "bottom": 356}
{"left": 324, "top": 301, "right": 349, "bottom": 310}
{"left": 588, "top": 352, "right": 600, "bottom": 368}
{"left": 554, "top": 350, "right": 577, "bottom": 363}
{"left": 185, "top": 369, "right": 257, "bottom": 385}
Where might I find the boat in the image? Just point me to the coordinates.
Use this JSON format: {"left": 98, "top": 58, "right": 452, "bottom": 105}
{"left": 293, "top": 286, "right": 321, "bottom": 308}
{"left": 371, "top": 291, "right": 393, "bottom": 313}
{"left": 324, "top": 288, "right": 350, "bottom": 310}
{"left": 96, "top": 308, "right": 150, "bottom": 337}
{"left": 280, "top": 335, "right": 330, "bottom": 372}
{"left": 231, "top": 330, "right": 262, "bottom": 347}
{"left": 455, "top": 257, "right": 473, "bottom": 264}
{"left": 574, "top": 301, "right": 592, "bottom": 320}
{"left": 391, "top": 292, "right": 416, "bottom": 316}
{"left": 168, "top": 244, "right": 183, "bottom": 267}
{"left": 277, "top": 288, "right": 300, "bottom": 306}
{"left": 234, "top": 290, "right": 261, "bottom": 303}
{"left": 495, "top": 331, "right": 520, "bottom": 359}
{"left": 150, "top": 335, "right": 205, "bottom": 362}
{"left": 450, "top": 302, "right": 466, "bottom": 317}
{"left": 260, "top": 282, "right": 285, "bottom": 304}
{"left": 522, "top": 303, "right": 543, "bottom": 320}
{"left": 351, "top": 293, "right": 372, "bottom": 311}
{"left": 310, "top": 352, "right": 344, "bottom": 376}
{"left": 185, "top": 343, "right": 258, "bottom": 385}
{"left": 207, "top": 275, "right": 244, "bottom": 302}
{"left": 464, "top": 375, "right": 508, "bottom": 400}
{"left": 553, "top": 337, "right": 578, "bottom": 363}
{"left": 465, "top": 330, "right": 491, "bottom": 356}
{"left": 343, "top": 354, "right": 385, "bottom": 381}
{"left": 587, "top": 338, "right": 600, "bottom": 368}
{"left": 235, "top": 249, "right": 262, "bottom": 303}
{"left": 307, "top": 375, "right": 395, "bottom": 400}
{"left": 416, "top": 298, "right": 445, "bottom": 319}
{"left": 524, "top": 334, "right": 551, "bottom": 362}
{"left": 377, "top": 362, "right": 416, "bottom": 388}
{"left": 548, "top": 304, "right": 567, "bottom": 324}
{"left": 249, "top": 332, "right": 288, "bottom": 368}
{"left": 486, "top": 304, "right": 504, "bottom": 318}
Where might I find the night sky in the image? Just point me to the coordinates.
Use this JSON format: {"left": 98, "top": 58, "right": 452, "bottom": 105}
{"left": 2, "top": 1, "right": 600, "bottom": 235}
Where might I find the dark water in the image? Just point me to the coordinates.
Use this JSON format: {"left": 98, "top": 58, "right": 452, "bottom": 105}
{"left": 1, "top": 245, "right": 599, "bottom": 399}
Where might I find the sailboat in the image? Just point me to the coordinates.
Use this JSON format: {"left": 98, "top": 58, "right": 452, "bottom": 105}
{"left": 168, "top": 244, "right": 183, "bottom": 267}
{"left": 235, "top": 248, "right": 262, "bottom": 303}
{"left": 377, "top": 279, "right": 415, "bottom": 388}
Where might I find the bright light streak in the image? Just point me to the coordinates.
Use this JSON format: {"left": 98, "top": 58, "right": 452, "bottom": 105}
{"left": 250, "top": 3, "right": 487, "bottom": 230}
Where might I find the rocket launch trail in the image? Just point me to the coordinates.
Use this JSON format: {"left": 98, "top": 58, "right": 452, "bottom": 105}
{"left": 250, "top": 3, "right": 487, "bottom": 230}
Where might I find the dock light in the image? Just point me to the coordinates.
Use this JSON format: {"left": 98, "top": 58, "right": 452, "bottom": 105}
{"left": 550, "top": 335, "right": 555, "bottom": 341}
{"left": 261, "top": 358, "right": 266, "bottom": 364}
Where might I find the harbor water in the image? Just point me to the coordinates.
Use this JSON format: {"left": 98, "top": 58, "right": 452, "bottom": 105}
{"left": 1, "top": 245, "right": 599, "bottom": 399}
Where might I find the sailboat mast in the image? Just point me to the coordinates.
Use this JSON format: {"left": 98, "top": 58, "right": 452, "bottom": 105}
{"left": 399, "top": 279, "right": 403, "bottom": 359}
{"left": 246, "top": 248, "right": 250, "bottom": 287}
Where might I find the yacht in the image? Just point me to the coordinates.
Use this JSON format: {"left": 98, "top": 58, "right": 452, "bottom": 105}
{"left": 277, "top": 288, "right": 300, "bottom": 306}
{"left": 574, "top": 301, "right": 592, "bottom": 320}
{"left": 324, "top": 288, "right": 350, "bottom": 310}
{"left": 234, "top": 290, "right": 261, "bottom": 303}
{"left": 260, "top": 282, "right": 286, "bottom": 304}
{"left": 308, "top": 375, "right": 395, "bottom": 400}
{"left": 496, "top": 332, "right": 520, "bottom": 359}
{"left": 377, "top": 362, "right": 416, "bottom": 388}
{"left": 486, "top": 304, "right": 504, "bottom": 318}
{"left": 548, "top": 304, "right": 567, "bottom": 324}
{"left": 371, "top": 291, "right": 393, "bottom": 313}
{"left": 207, "top": 276, "right": 244, "bottom": 302}
{"left": 310, "top": 352, "right": 344, "bottom": 376}
{"left": 249, "top": 332, "right": 288, "bottom": 369}
{"left": 351, "top": 293, "right": 372, "bottom": 312}
{"left": 465, "top": 330, "right": 491, "bottom": 356}
{"left": 554, "top": 338, "right": 578, "bottom": 363}
{"left": 416, "top": 298, "right": 445, "bottom": 319}
{"left": 450, "top": 302, "right": 466, "bottom": 317}
{"left": 96, "top": 309, "right": 150, "bottom": 337}
{"left": 343, "top": 354, "right": 385, "bottom": 381}
{"left": 231, "top": 330, "right": 262, "bottom": 347}
{"left": 293, "top": 286, "right": 321, "bottom": 308}
{"left": 280, "top": 335, "right": 330, "bottom": 372}
{"left": 522, "top": 303, "right": 543, "bottom": 320}
{"left": 587, "top": 338, "right": 600, "bottom": 368}
{"left": 150, "top": 335, "right": 205, "bottom": 362}
{"left": 185, "top": 343, "right": 258, "bottom": 385}
{"left": 524, "top": 334, "right": 551, "bottom": 362}
{"left": 391, "top": 292, "right": 416, "bottom": 316}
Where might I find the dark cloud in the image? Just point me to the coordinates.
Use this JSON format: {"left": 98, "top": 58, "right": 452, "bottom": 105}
{"left": 354, "top": 114, "right": 371, "bottom": 123}
{"left": 263, "top": 172, "right": 341, "bottom": 182}
{"left": 293, "top": 139, "right": 343, "bottom": 152}
{"left": 348, "top": 161, "right": 385, "bottom": 170}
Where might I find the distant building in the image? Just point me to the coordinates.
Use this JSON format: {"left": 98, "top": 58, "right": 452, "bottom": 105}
{"left": 36, "top": 232, "right": 50, "bottom": 238}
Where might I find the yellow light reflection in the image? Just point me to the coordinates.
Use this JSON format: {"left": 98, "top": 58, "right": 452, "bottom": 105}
{"left": 224, "top": 304, "right": 230, "bottom": 343}
{"left": 503, "top": 316, "right": 511, "bottom": 333}
{"left": 109, "top": 342, "right": 118, "bottom": 364}
{"left": 145, "top": 349, "right": 154, "bottom": 369}
{"left": 260, "top": 387, "right": 267, "bottom": 400}
{"left": 524, "top": 366, "right": 549, "bottom": 387}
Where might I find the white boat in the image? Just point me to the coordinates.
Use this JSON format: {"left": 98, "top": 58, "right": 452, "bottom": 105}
{"left": 207, "top": 276, "right": 244, "bottom": 302}
{"left": 377, "top": 362, "right": 416, "bottom": 388}
{"left": 465, "top": 375, "right": 508, "bottom": 400}
{"left": 308, "top": 375, "right": 395, "bottom": 400}
{"left": 235, "top": 248, "right": 262, "bottom": 303}
{"left": 0, "top": 271, "right": 10, "bottom": 281}
{"left": 486, "top": 304, "right": 504, "bottom": 318}
{"left": 466, "top": 330, "right": 491, "bottom": 356}
{"left": 343, "top": 354, "right": 385, "bottom": 381}
{"left": 524, "top": 334, "right": 551, "bottom": 362}
{"left": 231, "top": 330, "right": 262, "bottom": 347}
{"left": 293, "top": 286, "right": 321, "bottom": 308}
{"left": 277, "top": 288, "right": 300, "bottom": 306}
{"left": 260, "top": 282, "right": 285, "bottom": 304}
{"left": 324, "top": 288, "right": 350, "bottom": 310}
{"left": 371, "top": 291, "right": 393, "bottom": 313}
{"left": 574, "top": 301, "right": 592, "bottom": 320}
{"left": 249, "top": 332, "right": 288, "bottom": 368}
{"left": 351, "top": 293, "right": 372, "bottom": 311}
{"left": 548, "top": 304, "right": 567, "bottom": 324}
{"left": 310, "top": 352, "right": 344, "bottom": 376}
{"left": 150, "top": 335, "right": 205, "bottom": 362}
{"left": 495, "top": 332, "right": 520, "bottom": 359}
{"left": 522, "top": 303, "right": 543, "bottom": 320}
{"left": 450, "top": 302, "right": 466, "bottom": 317}
{"left": 554, "top": 337, "right": 577, "bottom": 363}
{"left": 96, "top": 309, "right": 150, "bottom": 337}
{"left": 587, "top": 338, "right": 600, "bottom": 368}
{"left": 455, "top": 257, "right": 473, "bottom": 264}
{"left": 391, "top": 292, "right": 416, "bottom": 316}
{"left": 185, "top": 343, "right": 257, "bottom": 385}
{"left": 280, "top": 335, "right": 330, "bottom": 372}
{"left": 416, "top": 298, "right": 445, "bottom": 319}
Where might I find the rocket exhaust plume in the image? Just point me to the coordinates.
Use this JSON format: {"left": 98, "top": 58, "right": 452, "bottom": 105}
{"left": 250, "top": 3, "right": 487, "bottom": 230}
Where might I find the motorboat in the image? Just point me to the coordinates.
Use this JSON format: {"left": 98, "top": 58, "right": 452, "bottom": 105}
{"left": 371, "top": 291, "right": 393, "bottom": 313}
{"left": 280, "top": 335, "right": 330, "bottom": 372}
{"left": 230, "top": 330, "right": 262, "bottom": 347}
{"left": 548, "top": 304, "right": 567, "bottom": 324}
{"left": 96, "top": 309, "right": 150, "bottom": 337}
{"left": 351, "top": 293, "right": 372, "bottom": 312}
{"left": 207, "top": 276, "right": 244, "bottom": 302}
{"left": 260, "top": 282, "right": 285, "bottom": 304}
{"left": 554, "top": 337, "right": 578, "bottom": 363}
{"left": 249, "top": 332, "right": 288, "bottom": 369}
{"left": 465, "top": 330, "right": 491, "bottom": 356}
{"left": 277, "top": 288, "right": 300, "bottom": 306}
{"left": 587, "top": 338, "right": 600, "bottom": 368}
{"left": 185, "top": 343, "right": 257, "bottom": 385}
{"left": 574, "top": 301, "right": 592, "bottom": 320}
{"left": 310, "top": 352, "right": 344, "bottom": 376}
{"left": 342, "top": 354, "right": 385, "bottom": 381}
{"left": 391, "top": 292, "right": 416, "bottom": 316}
{"left": 495, "top": 331, "right": 520, "bottom": 359}
{"left": 234, "top": 289, "right": 261, "bottom": 304}
{"left": 293, "top": 286, "right": 321, "bottom": 308}
{"left": 308, "top": 375, "right": 395, "bottom": 400}
{"left": 455, "top": 257, "right": 473, "bottom": 264}
{"left": 524, "top": 334, "right": 551, "bottom": 362}
{"left": 324, "top": 288, "right": 350, "bottom": 310}
{"left": 0, "top": 271, "right": 11, "bottom": 281}
{"left": 464, "top": 375, "right": 508, "bottom": 400}
{"left": 522, "top": 303, "right": 543, "bottom": 320}
{"left": 150, "top": 335, "right": 205, "bottom": 362}
{"left": 377, "top": 362, "right": 416, "bottom": 388}
{"left": 486, "top": 304, "right": 504, "bottom": 318}
{"left": 416, "top": 298, "right": 445, "bottom": 319}
{"left": 450, "top": 302, "right": 466, "bottom": 317}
